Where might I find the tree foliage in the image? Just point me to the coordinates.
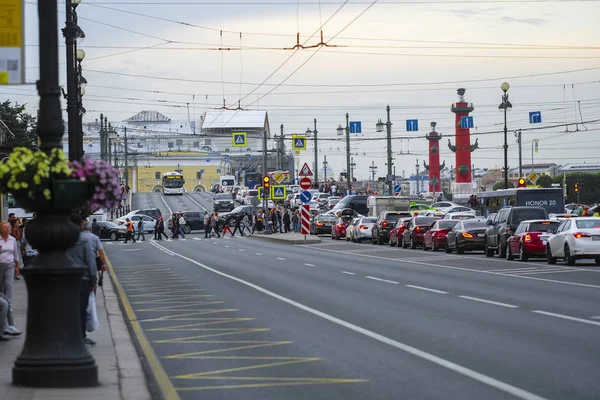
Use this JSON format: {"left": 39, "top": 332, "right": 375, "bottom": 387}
{"left": 0, "top": 100, "right": 38, "bottom": 154}
{"left": 492, "top": 180, "right": 515, "bottom": 190}
{"left": 535, "top": 174, "right": 553, "bottom": 188}
{"left": 553, "top": 172, "right": 600, "bottom": 205}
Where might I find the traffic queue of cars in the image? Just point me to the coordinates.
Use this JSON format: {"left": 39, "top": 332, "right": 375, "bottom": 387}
{"left": 313, "top": 197, "right": 600, "bottom": 266}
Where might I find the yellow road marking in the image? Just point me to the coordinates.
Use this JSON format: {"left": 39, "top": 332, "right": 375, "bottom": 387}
{"left": 135, "top": 304, "right": 227, "bottom": 312}
{"left": 130, "top": 289, "right": 206, "bottom": 297}
{"left": 166, "top": 342, "right": 292, "bottom": 358}
{"left": 126, "top": 285, "right": 199, "bottom": 291}
{"left": 132, "top": 295, "right": 213, "bottom": 304}
{"left": 106, "top": 257, "right": 179, "bottom": 400}
{"left": 138, "top": 312, "right": 236, "bottom": 321}
{"left": 174, "top": 358, "right": 321, "bottom": 378}
{"left": 115, "top": 264, "right": 168, "bottom": 268}
{"left": 149, "top": 318, "right": 253, "bottom": 331}
{"left": 176, "top": 379, "right": 366, "bottom": 391}
{"left": 155, "top": 329, "right": 270, "bottom": 342}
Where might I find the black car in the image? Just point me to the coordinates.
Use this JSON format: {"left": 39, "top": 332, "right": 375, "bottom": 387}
{"left": 213, "top": 193, "right": 236, "bottom": 212}
{"left": 97, "top": 221, "right": 127, "bottom": 241}
{"left": 331, "top": 195, "right": 369, "bottom": 216}
{"left": 180, "top": 211, "right": 206, "bottom": 234}
{"left": 310, "top": 214, "right": 337, "bottom": 235}
{"left": 371, "top": 211, "right": 407, "bottom": 245}
{"left": 219, "top": 205, "right": 257, "bottom": 226}
{"left": 445, "top": 219, "right": 488, "bottom": 254}
{"left": 485, "top": 206, "right": 548, "bottom": 258}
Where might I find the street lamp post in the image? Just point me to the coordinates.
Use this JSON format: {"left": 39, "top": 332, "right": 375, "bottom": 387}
{"left": 13, "top": 0, "right": 97, "bottom": 387}
{"left": 305, "top": 118, "right": 318, "bottom": 184}
{"left": 76, "top": 48, "right": 86, "bottom": 159}
{"left": 499, "top": 82, "right": 512, "bottom": 189}
{"left": 337, "top": 114, "right": 351, "bottom": 191}
{"left": 514, "top": 129, "right": 522, "bottom": 179}
{"left": 376, "top": 105, "right": 393, "bottom": 195}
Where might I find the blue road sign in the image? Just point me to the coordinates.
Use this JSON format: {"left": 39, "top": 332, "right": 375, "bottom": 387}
{"left": 224, "top": 156, "right": 230, "bottom": 162}
{"left": 200, "top": 169, "right": 205, "bottom": 173}
{"left": 394, "top": 184, "right": 401, "bottom": 193}
{"left": 349, "top": 121, "right": 362, "bottom": 134}
{"left": 300, "top": 190, "right": 312, "bottom": 204}
{"left": 271, "top": 185, "right": 286, "bottom": 200}
{"left": 292, "top": 136, "right": 306, "bottom": 150}
{"left": 206, "top": 158, "right": 211, "bottom": 163}
{"left": 406, "top": 119, "right": 419, "bottom": 132}
{"left": 249, "top": 156, "right": 254, "bottom": 161}
{"left": 216, "top": 169, "right": 221, "bottom": 173}
{"left": 232, "top": 132, "right": 247, "bottom": 147}
{"left": 529, "top": 111, "right": 542, "bottom": 124}
{"left": 460, "top": 116, "right": 474, "bottom": 129}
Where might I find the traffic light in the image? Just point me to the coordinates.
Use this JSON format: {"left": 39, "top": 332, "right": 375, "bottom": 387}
{"left": 574, "top": 183, "right": 579, "bottom": 192}
{"left": 263, "top": 176, "right": 270, "bottom": 191}
{"left": 518, "top": 178, "right": 526, "bottom": 188}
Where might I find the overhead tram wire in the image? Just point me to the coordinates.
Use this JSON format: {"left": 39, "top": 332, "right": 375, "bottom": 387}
{"left": 65, "top": 1, "right": 600, "bottom": 5}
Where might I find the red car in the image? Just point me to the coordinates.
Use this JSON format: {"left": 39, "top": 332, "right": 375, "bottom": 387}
{"left": 331, "top": 215, "right": 353, "bottom": 240}
{"left": 402, "top": 216, "right": 440, "bottom": 249}
{"left": 389, "top": 218, "right": 412, "bottom": 247}
{"left": 423, "top": 220, "right": 460, "bottom": 251}
{"left": 506, "top": 219, "right": 560, "bottom": 261}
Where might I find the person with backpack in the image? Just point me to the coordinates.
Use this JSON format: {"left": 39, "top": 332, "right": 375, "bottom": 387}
{"left": 124, "top": 218, "right": 136, "bottom": 243}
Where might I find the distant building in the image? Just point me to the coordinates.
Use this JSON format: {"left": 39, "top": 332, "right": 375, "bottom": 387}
{"left": 507, "top": 163, "right": 559, "bottom": 179}
{"left": 558, "top": 163, "right": 600, "bottom": 174}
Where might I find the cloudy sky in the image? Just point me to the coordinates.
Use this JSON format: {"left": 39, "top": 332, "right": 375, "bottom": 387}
{"left": 4, "top": 0, "right": 600, "bottom": 179}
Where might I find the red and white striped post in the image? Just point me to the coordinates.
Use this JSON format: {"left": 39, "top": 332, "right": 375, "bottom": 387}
{"left": 301, "top": 204, "right": 310, "bottom": 238}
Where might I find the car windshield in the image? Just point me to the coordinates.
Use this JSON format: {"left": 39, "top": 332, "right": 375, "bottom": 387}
{"left": 248, "top": 190, "right": 258, "bottom": 196}
{"left": 575, "top": 219, "right": 600, "bottom": 229}
{"left": 216, "top": 194, "right": 233, "bottom": 200}
{"left": 463, "top": 220, "right": 488, "bottom": 229}
{"left": 512, "top": 208, "right": 547, "bottom": 224}
{"left": 528, "top": 221, "right": 560, "bottom": 232}
{"left": 319, "top": 215, "right": 336, "bottom": 222}
{"left": 438, "top": 220, "right": 459, "bottom": 229}
{"left": 362, "top": 217, "right": 377, "bottom": 224}
{"left": 384, "top": 213, "right": 403, "bottom": 222}
{"left": 415, "top": 217, "right": 437, "bottom": 226}
{"left": 230, "top": 206, "right": 248, "bottom": 213}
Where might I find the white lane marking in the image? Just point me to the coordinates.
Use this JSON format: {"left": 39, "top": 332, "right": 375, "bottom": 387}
{"left": 212, "top": 242, "right": 218, "bottom": 244}
{"left": 193, "top": 238, "right": 202, "bottom": 241}
{"left": 304, "top": 263, "right": 316, "bottom": 267}
{"left": 179, "top": 238, "right": 188, "bottom": 241}
{"left": 298, "top": 245, "right": 600, "bottom": 290}
{"left": 366, "top": 276, "right": 399, "bottom": 285}
{"left": 532, "top": 310, "right": 600, "bottom": 327}
{"left": 342, "top": 271, "right": 356, "bottom": 275}
{"left": 185, "top": 194, "right": 208, "bottom": 212}
{"left": 239, "top": 249, "right": 245, "bottom": 252}
{"left": 514, "top": 269, "right": 583, "bottom": 276}
{"left": 489, "top": 266, "right": 560, "bottom": 273}
{"left": 160, "top": 196, "right": 173, "bottom": 215}
{"left": 225, "top": 245, "right": 230, "bottom": 248}
{"left": 406, "top": 285, "right": 448, "bottom": 294}
{"left": 590, "top": 316, "right": 600, "bottom": 320}
{"left": 276, "top": 257, "right": 286, "bottom": 261}
{"left": 149, "top": 241, "right": 547, "bottom": 400}
{"left": 459, "top": 296, "right": 519, "bottom": 309}
{"left": 255, "top": 253, "right": 263, "bottom": 256}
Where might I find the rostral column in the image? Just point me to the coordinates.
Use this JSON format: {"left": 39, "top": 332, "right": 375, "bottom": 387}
{"left": 423, "top": 122, "right": 445, "bottom": 194}
{"left": 448, "top": 88, "right": 478, "bottom": 193}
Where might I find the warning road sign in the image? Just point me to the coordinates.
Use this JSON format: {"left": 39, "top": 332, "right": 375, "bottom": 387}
{"left": 232, "top": 132, "right": 247, "bottom": 147}
{"left": 298, "top": 162, "right": 313, "bottom": 176}
{"left": 271, "top": 185, "right": 286, "bottom": 200}
{"left": 292, "top": 135, "right": 306, "bottom": 150}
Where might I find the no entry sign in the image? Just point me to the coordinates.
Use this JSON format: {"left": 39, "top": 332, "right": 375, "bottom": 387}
{"left": 299, "top": 177, "right": 312, "bottom": 190}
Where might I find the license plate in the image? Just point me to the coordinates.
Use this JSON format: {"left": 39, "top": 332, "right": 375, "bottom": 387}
{"left": 592, "top": 236, "right": 600, "bottom": 241}
{"left": 542, "top": 240, "right": 547, "bottom": 245}
{"left": 477, "top": 233, "right": 484, "bottom": 238}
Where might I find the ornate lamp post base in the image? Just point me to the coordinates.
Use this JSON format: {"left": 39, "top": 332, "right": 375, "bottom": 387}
{"left": 13, "top": 266, "right": 98, "bottom": 387}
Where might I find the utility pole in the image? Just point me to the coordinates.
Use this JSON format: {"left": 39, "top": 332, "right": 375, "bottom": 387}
{"left": 99, "top": 113, "right": 105, "bottom": 160}
{"left": 369, "top": 161, "right": 377, "bottom": 190}
{"left": 415, "top": 159, "right": 420, "bottom": 196}
{"left": 262, "top": 127, "right": 271, "bottom": 234}
{"left": 63, "top": 0, "right": 79, "bottom": 161}
{"left": 345, "top": 113, "right": 351, "bottom": 190}
{"left": 278, "top": 124, "right": 284, "bottom": 170}
{"left": 350, "top": 157, "right": 356, "bottom": 183}
{"left": 124, "top": 127, "right": 128, "bottom": 189}
{"left": 393, "top": 165, "right": 396, "bottom": 194}
{"left": 515, "top": 129, "right": 522, "bottom": 178}
{"left": 313, "top": 118, "right": 318, "bottom": 184}
{"left": 323, "top": 155, "right": 328, "bottom": 183}
{"left": 386, "top": 105, "right": 393, "bottom": 196}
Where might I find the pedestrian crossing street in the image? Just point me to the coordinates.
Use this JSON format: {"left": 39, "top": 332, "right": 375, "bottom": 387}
{"left": 103, "top": 236, "right": 249, "bottom": 245}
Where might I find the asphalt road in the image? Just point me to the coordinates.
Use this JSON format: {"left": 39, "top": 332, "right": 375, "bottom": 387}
{"left": 104, "top": 192, "right": 600, "bottom": 400}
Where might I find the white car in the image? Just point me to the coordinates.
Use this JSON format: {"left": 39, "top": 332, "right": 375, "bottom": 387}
{"left": 351, "top": 216, "right": 377, "bottom": 242}
{"left": 443, "top": 212, "right": 477, "bottom": 220}
{"left": 442, "top": 206, "right": 476, "bottom": 215}
{"left": 430, "top": 201, "right": 460, "bottom": 210}
{"left": 114, "top": 214, "right": 156, "bottom": 233}
{"left": 237, "top": 189, "right": 247, "bottom": 203}
{"left": 313, "top": 193, "right": 331, "bottom": 209}
{"left": 307, "top": 200, "right": 320, "bottom": 213}
{"left": 547, "top": 217, "right": 600, "bottom": 265}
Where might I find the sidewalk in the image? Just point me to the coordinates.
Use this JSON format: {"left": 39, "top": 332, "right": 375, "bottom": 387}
{"left": 248, "top": 232, "right": 322, "bottom": 245}
{"left": 0, "top": 271, "right": 151, "bottom": 400}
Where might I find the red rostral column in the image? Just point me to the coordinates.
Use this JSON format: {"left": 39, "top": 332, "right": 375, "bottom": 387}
{"left": 423, "top": 122, "right": 445, "bottom": 194}
{"left": 448, "top": 88, "right": 478, "bottom": 185}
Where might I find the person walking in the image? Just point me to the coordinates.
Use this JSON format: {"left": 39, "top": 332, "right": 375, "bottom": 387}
{"left": 66, "top": 214, "right": 98, "bottom": 346}
{"left": 204, "top": 211, "right": 212, "bottom": 238}
{"left": 172, "top": 213, "right": 180, "bottom": 239}
{"left": 178, "top": 213, "right": 186, "bottom": 239}
{"left": 242, "top": 212, "right": 251, "bottom": 235}
{"left": 92, "top": 218, "right": 100, "bottom": 236}
{"left": 0, "top": 221, "right": 21, "bottom": 336}
{"left": 292, "top": 210, "right": 299, "bottom": 233}
{"left": 124, "top": 218, "right": 136, "bottom": 243}
{"left": 0, "top": 293, "right": 17, "bottom": 340}
{"left": 136, "top": 218, "right": 145, "bottom": 242}
{"left": 222, "top": 216, "right": 234, "bottom": 237}
{"left": 157, "top": 216, "right": 169, "bottom": 240}
{"left": 211, "top": 213, "right": 221, "bottom": 238}
{"left": 231, "top": 214, "right": 245, "bottom": 237}
{"left": 153, "top": 218, "right": 159, "bottom": 240}
{"left": 283, "top": 209, "right": 291, "bottom": 233}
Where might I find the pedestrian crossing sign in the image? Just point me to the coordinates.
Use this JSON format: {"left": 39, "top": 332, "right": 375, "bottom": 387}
{"left": 232, "top": 131, "right": 247, "bottom": 147}
{"left": 271, "top": 185, "right": 286, "bottom": 200}
{"left": 292, "top": 135, "right": 306, "bottom": 150}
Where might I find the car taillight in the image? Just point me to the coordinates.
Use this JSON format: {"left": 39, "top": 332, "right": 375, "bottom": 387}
{"left": 316, "top": 222, "right": 323, "bottom": 226}
{"left": 524, "top": 234, "right": 532, "bottom": 242}
{"left": 573, "top": 232, "right": 591, "bottom": 239}
{"left": 415, "top": 226, "right": 420, "bottom": 231}
{"left": 359, "top": 225, "right": 368, "bottom": 229}
{"left": 462, "top": 232, "right": 473, "bottom": 238}
{"left": 382, "top": 221, "right": 387, "bottom": 228}
{"left": 506, "top": 228, "right": 511, "bottom": 234}
{"left": 338, "top": 224, "right": 343, "bottom": 228}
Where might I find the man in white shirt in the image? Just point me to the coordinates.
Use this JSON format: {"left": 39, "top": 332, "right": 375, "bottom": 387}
{"left": 178, "top": 214, "right": 186, "bottom": 239}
